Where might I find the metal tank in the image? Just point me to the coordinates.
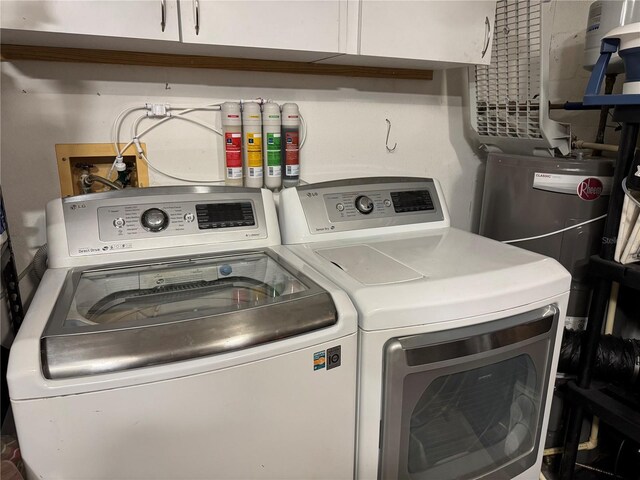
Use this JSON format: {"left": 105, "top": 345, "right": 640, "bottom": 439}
{"left": 479, "top": 153, "right": 614, "bottom": 327}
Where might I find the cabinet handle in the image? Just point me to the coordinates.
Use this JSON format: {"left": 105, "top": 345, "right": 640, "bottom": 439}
{"left": 194, "top": 0, "right": 200, "bottom": 35}
{"left": 481, "top": 16, "right": 491, "bottom": 58}
{"left": 160, "top": 0, "right": 166, "bottom": 32}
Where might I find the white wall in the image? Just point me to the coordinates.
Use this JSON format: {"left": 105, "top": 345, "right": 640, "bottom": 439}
{"left": 0, "top": 61, "right": 483, "bottom": 345}
{"left": 0, "top": 0, "right": 603, "bottom": 347}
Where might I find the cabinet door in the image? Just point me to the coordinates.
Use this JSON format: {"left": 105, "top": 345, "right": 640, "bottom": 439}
{"left": 359, "top": 0, "right": 496, "bottom": 66}
{"left": 0, "top": 0, "right": 180, "bottom": 41}
{"left": 179, "top": 0, "right": 343, "bottom": 56}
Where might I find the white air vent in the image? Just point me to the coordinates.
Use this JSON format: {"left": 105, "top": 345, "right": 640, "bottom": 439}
{"left": 470, "top": 0, "right": 570, "bottom": 157}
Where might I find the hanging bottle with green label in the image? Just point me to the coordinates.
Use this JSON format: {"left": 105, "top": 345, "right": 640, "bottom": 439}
{"left": 262, "top": 102, "right": 282, "bottom": 191}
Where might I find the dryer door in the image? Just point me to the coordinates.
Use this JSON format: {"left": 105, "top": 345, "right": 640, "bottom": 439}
{"left": 379, "top": 306, "right": 559, "bottom": 480}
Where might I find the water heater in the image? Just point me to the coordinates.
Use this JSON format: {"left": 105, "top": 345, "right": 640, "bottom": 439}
{"left": 479, "top": 153, "right": 614, "bottom": 327}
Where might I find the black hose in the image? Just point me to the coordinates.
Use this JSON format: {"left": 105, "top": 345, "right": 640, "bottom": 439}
{"left": 559, "top": 328, "right": 640, "bottom": 389}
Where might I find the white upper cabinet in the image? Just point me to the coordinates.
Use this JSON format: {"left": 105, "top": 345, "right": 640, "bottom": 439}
{"left": 0, "top": 0, "right": 180, "bottom": 42}
{"left": 178, "top": 0, "right": 344, "bottom": 60}
{"left": 0, "top": 0, "right": 496, "bottom": 69}
{"left": 323, "top": 0, "right": 497, "bottom": 68}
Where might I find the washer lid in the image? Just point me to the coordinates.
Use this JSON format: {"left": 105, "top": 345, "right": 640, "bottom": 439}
{"left": 41, "top": 251, "right": 337, "bottom": 379}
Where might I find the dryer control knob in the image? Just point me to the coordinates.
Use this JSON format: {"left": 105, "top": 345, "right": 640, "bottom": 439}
{"left": 141, "top": 208, "right": 169, "bottom": 232}
{"left": 355, "top": 195, "right": 374, "bottom": 214}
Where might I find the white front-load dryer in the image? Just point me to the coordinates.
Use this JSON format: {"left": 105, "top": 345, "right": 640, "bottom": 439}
{"left": 8, "top": 186, "right": 358, "bottom": 479}
{"left": 278, "top": 177, "right": 571, "bottom": 480}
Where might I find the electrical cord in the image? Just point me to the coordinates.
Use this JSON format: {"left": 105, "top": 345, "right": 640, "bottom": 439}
{"left": 501, "top": 215, "right": 608, "bottom": 244}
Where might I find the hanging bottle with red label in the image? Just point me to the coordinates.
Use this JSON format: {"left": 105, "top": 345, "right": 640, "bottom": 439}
{"left": 281, "top": 103, "right": 300, "bottom": 188}
{"left": 221, "top": 102, "right": 243, "bottom": 187}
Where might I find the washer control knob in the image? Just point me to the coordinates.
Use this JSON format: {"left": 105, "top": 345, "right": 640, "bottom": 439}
{"left": 141, "top": 208, "right": 169, "bottom": 232}
{"left": 355, "top": 195, "right": 374, "bottom": 215}
{"left": 336, "top": 203, "right": 345, "bottom": 212}
{"left": 184, "top": 212, "right": 195, "bottom": 223}
{"left": 113, "top": 217, "right": 126, "bottom": 228}
{"left": 384, "top": 199, "right": 392, "bottom": 207}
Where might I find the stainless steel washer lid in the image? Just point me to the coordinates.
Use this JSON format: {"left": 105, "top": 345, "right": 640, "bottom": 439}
{"left": 41, "top": 250, "right": 337, "bottom": 379}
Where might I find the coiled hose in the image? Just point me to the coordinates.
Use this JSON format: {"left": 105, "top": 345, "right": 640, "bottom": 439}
{"left": 559, "top": 328, "right": 640, "bottom": 390}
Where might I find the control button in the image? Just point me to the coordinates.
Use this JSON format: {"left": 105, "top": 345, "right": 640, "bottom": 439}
{"left": 140, "top": 208, "right": 169, "bottom": 232}
{"left": 219, "top": 264, "right": 233, "bottom": 276}
{"left": 384, "top": 199, "right": 392, "bottom": 207}
{"left": 336, "top": 203, "right": 345, "bottom": 212}
{"left": 184, "top": 212, "right": 195, "bottom": 223}
{"left": 354, "top": 195, "right": 374, "bottom": 215}
{"left": 113, "top": 217, "right": 126, "bottom": 228}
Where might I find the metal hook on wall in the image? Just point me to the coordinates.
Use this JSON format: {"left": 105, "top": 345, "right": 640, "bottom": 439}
{"left": 385, "top": 119, "right": 397, "bottom": 153}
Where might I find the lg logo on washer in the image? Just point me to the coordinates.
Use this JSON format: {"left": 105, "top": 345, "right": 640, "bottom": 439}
{"left": 313, "top": 345, "right": 341, "bottom": 371}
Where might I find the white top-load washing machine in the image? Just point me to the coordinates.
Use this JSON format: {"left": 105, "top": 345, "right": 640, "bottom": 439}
{"left": 8, "top": 186, "right": 358, "bottom": 480}
{"left": 278, "top": 177, "right": 571, "bottom": 480}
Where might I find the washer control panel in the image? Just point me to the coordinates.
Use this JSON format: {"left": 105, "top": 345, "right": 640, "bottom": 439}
{"left": 62, "top": 187, "right": 266, "bottom": 257}
{"left": 297, "top": 178, "right": 444, "bottom": 235}
{"left": 98, "top": 201, "right": 256, "bottom": 241}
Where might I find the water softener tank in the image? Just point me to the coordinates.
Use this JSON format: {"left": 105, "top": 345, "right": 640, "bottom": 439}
{"left": 583, "top": 0, "right": 640, "bottom": 72}
{"left": 479, "top": 153, "right": 614, "bottom": 327}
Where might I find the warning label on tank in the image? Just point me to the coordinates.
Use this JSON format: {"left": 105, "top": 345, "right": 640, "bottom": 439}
{"left": 533, "top": 172, "right": 612, "bottom": 200}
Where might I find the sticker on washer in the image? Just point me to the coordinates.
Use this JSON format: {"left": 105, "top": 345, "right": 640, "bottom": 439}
{"left": 313, "top": 351, "right": 326, "bottom": 370}
{"left": 313, "top": 345, "right": 341, "bottom": 371}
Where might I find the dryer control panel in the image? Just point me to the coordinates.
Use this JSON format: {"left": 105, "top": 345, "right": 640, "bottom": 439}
{"left": 295, "top": 177, "right": 445, "bottom": 235}
{"left": 60, "top": 187, "right": 267, "bottom": 257}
